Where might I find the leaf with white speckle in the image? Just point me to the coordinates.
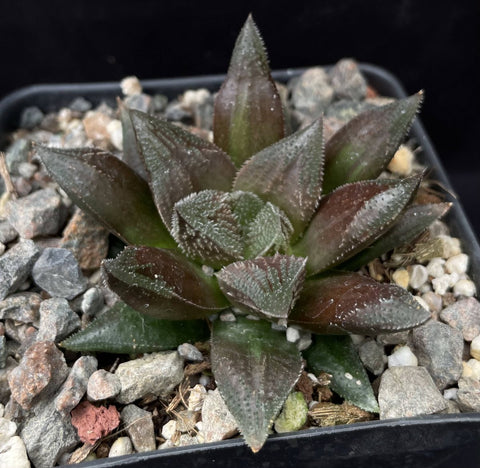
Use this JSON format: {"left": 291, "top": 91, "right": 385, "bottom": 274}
{"left": 293, "top": 175, "right": 422, "bottom": 275}
{"left": 289, "top": 271, "right": 430, "bottom": 335}
{"left": 304, "top": 334, "right": 379, "bottom": 412}
{"left": 211, "top": 317, "right": 302, "bottom": 452}
{"left": 216, "top": 254, "right": 306, "bottom": 321}
{"left": 103, "top": 245, "right": 228, "bottom": 319}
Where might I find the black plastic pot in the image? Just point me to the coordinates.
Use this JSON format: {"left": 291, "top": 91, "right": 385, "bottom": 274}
{"left": 0, "top": 64, "right": 479, "bottom": 468}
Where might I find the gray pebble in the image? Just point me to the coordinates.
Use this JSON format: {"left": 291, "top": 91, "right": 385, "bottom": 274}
{"left": 20, "top": 107, "right": 44, "bottom": 130}
{"left": 456, "top": 377, "right": 480, "bottom": 412}
{"left": 17, "top": 162, "right": 37, "bottom": 179}
{"left": 32, "top": 248, "right": 88, "bottom": 299}
{"left": 0, "top": 336, "right": 6, "bottom": 369}
{"left": 0, "top": 292, "right": 42, "bottom": 323}
{"left": 440, "top": 297, "right": 480, "bottom": 341}
{"left": 200, "top": 389, "right": 238, "bottom": 443}
{"left": 121, "top": 404, "right": 156, "bottom": 453}
{"left": 87, "top": 369, "right": 121, "bottom": 401}
{"left": 378, "top": 366, "right": 447, "bottom": 419}
{"left": 37, "top": 298, "right": 81, "bottom": 342}
{"left": 177, "top": 343, "right": 203, "bottom": 362}
{"left": 358, "top": 338, "right": 386, "bottom": 375}
{"left": 124, "top": 93, "right": 152, "bottom": 113}
{"left": 115, "top": 351, "right": 184, "bottom": 404}
{"left": 329, "top": 58, "right": 367, "bottom": 101}
{"left": 80, "top": 287, "right": 104, "bottom": 316}
{"left": 6, "top": 188, "right": 65, "bottom": 239}
{"left": 376, "top": 330, "right": 410, "bottom": 346}
{"left": 0, "top": 239, "right": 40, "bottom": 301}
{"left": 0, "top": 358, "right": 17, "bottom": 403}
{"left": 69, "top": 97, "right": 92, "bottom": 112}
{"left": 411, "top": 321, "right": 464, "bottom": 390}
{"left": 21, "top": 401, "right": 78, "bottom": 468}
{"left": 165, "top": 102, "right": 193, "bottom": 123}
{"left": 54, "top": 355, "right": 97, "bottom": 413}
{"left": 5, "top": 139, "right": 31, "bottom": 175}
{"left": 291, "top": 67, "right": 334, "bottom": 118}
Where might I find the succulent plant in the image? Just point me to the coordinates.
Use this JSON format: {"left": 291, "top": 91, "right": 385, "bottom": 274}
{"left": 37, "top": 15, "right": 451, "bottom": 453}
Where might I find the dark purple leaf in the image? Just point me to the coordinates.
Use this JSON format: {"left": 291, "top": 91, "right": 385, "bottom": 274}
{"left": 323, "top": 92, "right": 423, "bottom": 193}
{"left": 213, "top": 15, "right": 285, "bottom": 167}
{"left": 234, "top": 119, "right": 324, "bottom": 237}
{"left": 216, "top": 254, "right": 306, "bottom": 321}
{"left": 293, "top": 175, "right": 422, "bottom": 275}
{"left": 37, "top": 145, "right": 174, "bottom": 248}
{"left": 289, "top": 271, "right": 430, "bottom": 335}
{"left": 341, "top": 202, "right": 452, "bottom": 270}
{"left": 129, "top": 110, "right": 236, "bottom": 230}
{"left": 103, "top": 246, "right": 228, "bottom": 319}
{"left": 211, "top": 317, "right": 302, "bottom": 452}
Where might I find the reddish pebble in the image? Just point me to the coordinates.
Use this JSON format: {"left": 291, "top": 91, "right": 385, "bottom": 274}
{"left": 71, "top": 400, "right": 120, "bottom": 445}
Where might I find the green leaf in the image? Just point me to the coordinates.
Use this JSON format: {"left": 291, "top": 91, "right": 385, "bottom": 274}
{"left": 211, "top": 317, "right": 302, "bottom": 452}
{"left": 216, "top": 254, "right": 306, "bottom": 322}
{"left": 244, "top": 202, "right": 293, "bottom": 258}
{"left": 304, "top": 335, "right": 379, "bottom": 412}
{"left": 36, "top": 145, "right": 174, "bottom": 248}
{"left": 234, "top": 119, "right": 324, "bottom": 238}
{"left": 213, "top": 15, "right": 285, "bottom": 167}
{"left": 61, "top": 302, "right": 209, "bottom": 354}
{"left": 289, "top": 271, "right": 430, "bottom": 335}
{"left": 341, "top": 202, "right": 452, "bottom": 271}
{"left": 230, "top": 191, "right": 265, "bottom": 233}
{"left": 103, "top": 246, "right": 228, "bottom": 319}
{"left": 118, "top": 99, "right": 148, "bottom": 179}
{"left": 323, "top": 92, "right": 423, "bottom": 193}
{"left": 172, "top": 190, "right": 243, "bottom": 268}
{"left": 129, "top": 110, "right": 236, "bottom": 230}
{"left": 293, "top": 175, "right": 422, "bottom": 275}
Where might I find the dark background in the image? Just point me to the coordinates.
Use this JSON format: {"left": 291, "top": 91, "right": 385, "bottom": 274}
{"left": 0, "top": 0, "right": 479, "bottom": 236}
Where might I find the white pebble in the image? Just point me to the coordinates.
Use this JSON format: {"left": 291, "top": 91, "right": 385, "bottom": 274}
{"left": 437, "top": 235, "right": 461, "bottom": 258}
{"left": 454, "top": 279, "right": 477, "bottom": 297}
{"left": 443, "top": 388, "right": 458, "bottom": 400}
{"left": 388, "top": 345, "right": 418, "bottom": 367}
{"left": 426, "top": 258, "right": 445, "bottom": 278}
{"left": 413, "top": 295, "right": 430, "bottom": 311}
{"left": 421, "top": 291, "right": 443, "bottom": 313}
{"left": 297, "top": 333, "right": 312, "bottom": 351}
{"left": 199, "top": 375, "right": 210, "bottom": 387}
{"left": 201, "top": 265, "right": 214, "bottom": 276}
{"left": 245, "top": 314, "right": 260, "bottom": 321}
{"left": 344, "top": 372, "right": 353, "bottom": 380}
{"left": 187, "top": 384, "right": 207, "bottom": 412}
{"left": 307, "top": 373, "right": 319, "bottom": 384}
{"left": 271, "top": 322, "right": 287, "bottom": 331}
{"left": 109, "top": 437, "right": 133, "bottom": 457}
{"left": 418, "top": 283, "right": 432, "bottom": 293}
{"left": 219, "top": 311, "right": 236, "bottom": 322}
{"left": 107, "top": 119, "right": 123, "bottom": 150}
{"left": 462, "top": 359, "right": 480, "bottom": 380}
{"left": 0, "top": 243, "right": 5, "bottom": 256}
{"left": 161, "top": 420, "right": 177, "bottom": 440}
{"left": 471, "top": 335, "right": 480, "bottom": 360}
{"left": 432, "top": 274, "right": 455, "bottom": 295}
{"left": 445, "top": 253, "right": 469, "bottom": 275}
{"left": 350, "top": 334, "right": 365, "bottom": 346}
{"left": 195, "top": 421, "right": 203, "bottom": 432}
{"left": 121, "top": 76, "right": 142, "bottom": 96}
{"left": 308, "top": 400, "right": 318, "bottom": 410}
{"left": 286, "top": 326, "right": 301, "bottom": 343}
{"left": 408, "top": 264, "right": 428, "bottom": 290}
{"left": 182, "top": 89, "right": 210, "bottom": 109}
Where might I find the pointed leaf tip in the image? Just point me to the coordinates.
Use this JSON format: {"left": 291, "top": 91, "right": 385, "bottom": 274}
{"left": 294, "top": 175, "right": 422, "bottom": 275}
{"left": 213, "top": 15, "right": 284, "bottom": 167}
{"left": 129, "top": 110, "right": 236, "bottom": 231}
{"left": 211, "top": 318, "right": 302, "bottom": 452}
{"left": 103, "top": 245, "right": 228, "bottom": 319}
{"left": 36, "top": 145, "right": 174, "bottom": 248}
{"left": 234, "top": 118, "right": 324, "bottom": 237}
{"left": 61, "top": 302, "right": 209, "bottom": 354}
{"left": 216, "top": 254, "right": 307, "bottom": 321}
{"left": 323, "top": 93, "right": 423, "bottom": 192}
{"left": 289, "top": 271, "right": 430, "bottom": 335}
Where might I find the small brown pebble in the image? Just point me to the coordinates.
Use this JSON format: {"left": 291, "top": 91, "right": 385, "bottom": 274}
{"left": 295, "top": 371, "right": 314, "bottom": 403}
